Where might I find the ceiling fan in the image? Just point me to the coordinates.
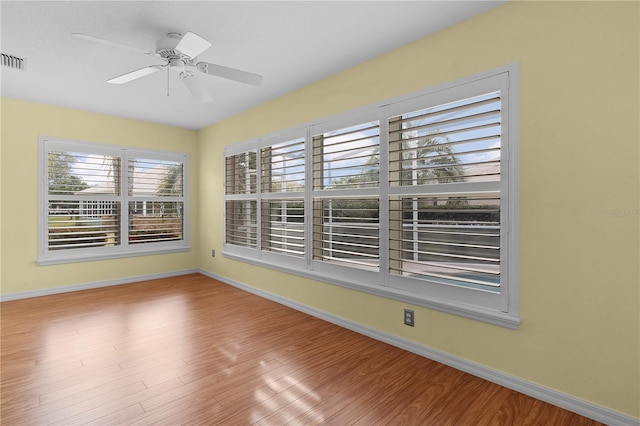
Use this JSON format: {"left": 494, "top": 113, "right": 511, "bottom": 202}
{"left": 72, "top": 31, "right": 263, "bottom": 103}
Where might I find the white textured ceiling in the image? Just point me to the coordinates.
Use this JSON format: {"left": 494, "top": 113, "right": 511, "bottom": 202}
{"left": 1, "top": 1, "right": 504, "bottom": 130}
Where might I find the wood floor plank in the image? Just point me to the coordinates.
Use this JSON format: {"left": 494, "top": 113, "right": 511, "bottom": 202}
{"left": 324, "top": 354, "right": 442, "bottom": 425}
{"left": 130, "top": 379, "right": 225, "bottom": 426}
{"left": 0, "top": 273, "right": 604, "bottom": 425}
{"left": 487, "top": 389, "right": 539, "bottom": 425}
{"left": 86, "top": 402, "right": 146, "bottom": 426}
{"left": 263, "top": 343, "right": 408, "bottom": 425}
{"left": 341, "top": 359, "right": 454, "bottom": 425}
{"left": 42, "top": 380, "right": 148, "bottom": 425}
{"left": 50, "top": 377, "right": 184, "bottom": 426}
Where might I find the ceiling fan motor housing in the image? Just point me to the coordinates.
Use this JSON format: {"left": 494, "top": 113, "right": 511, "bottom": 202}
{"left": 157, "top": 33, "right": 187, "bottom": 60}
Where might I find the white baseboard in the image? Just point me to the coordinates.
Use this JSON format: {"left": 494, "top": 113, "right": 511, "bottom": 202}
{"left": 0, "top": 269, "right": 199, "bottom": 302}
{"left": 197, "top": 268, "right": 639, "bottom": 426}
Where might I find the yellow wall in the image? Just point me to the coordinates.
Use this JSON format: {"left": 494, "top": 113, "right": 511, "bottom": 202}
{"left": 198, "top": 1, "right": 639, "bottom": 418}
{"left": 0, "top": 0, "right": 638, "bottom": 420}
{"left": 0, "top": 98, "right": 199, "bottom": 294}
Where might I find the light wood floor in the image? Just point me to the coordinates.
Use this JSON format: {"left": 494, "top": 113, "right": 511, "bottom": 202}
{"left": 1, "top": 273, "right": 602, "bottom": 425}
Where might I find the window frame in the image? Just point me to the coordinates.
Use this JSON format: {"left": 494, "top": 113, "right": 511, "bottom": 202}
{"left": 38, "top": 137, "right": 190, "bottom": 265}
{"left": 223, "top": 65, "right": 519, "bottom": 328}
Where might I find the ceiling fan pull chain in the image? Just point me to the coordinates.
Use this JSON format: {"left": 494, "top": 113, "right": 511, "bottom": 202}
{"left": 167, "top": 66, "right": 170, "bottom": 97}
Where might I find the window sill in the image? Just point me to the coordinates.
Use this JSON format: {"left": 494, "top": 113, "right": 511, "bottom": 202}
{"left": 37, "top": 246, "right": 191, "bottom": 266}
{"left": 222, "top": 250, "right": 521, "bottom": 329}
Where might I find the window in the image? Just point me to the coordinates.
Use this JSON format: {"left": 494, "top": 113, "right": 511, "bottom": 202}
{"left": 223, "top": 65, "right": 519, "bottom": 328}
{"left": 226, "top": 200, "right": 258, "bottom": 248}
{"left": 312, "top": 122, "right": 380, "bottom": 190}
{"left": 312, "top": 121, "right": 381, "bottom": 271}
{"left": 312, "top": 198, "right": 380, "bottom": 270}
{"left": 225, "top": 151, "right": 258, "bottom": 249}
{"left": 39, "top": 139, "right": 189, "bottom": 264}
{"left": 386, "top": 91, "right": 504, "bottom": 297}
{"left": 261, "top": 137, "right": 305, "bottom": 258}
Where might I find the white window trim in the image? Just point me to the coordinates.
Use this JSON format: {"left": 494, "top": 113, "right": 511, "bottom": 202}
{"left": 223, "top": 64, "right": 520, "bottom": 329}
{"left": 38, "top": 137, "right": 190, "bottom": 265}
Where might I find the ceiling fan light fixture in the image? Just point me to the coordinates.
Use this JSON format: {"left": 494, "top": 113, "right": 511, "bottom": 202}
{"left": 179, "top": 71, "right": 194, "bottom": 80}
{"left": 169, "top": 57, "right": 184, "bottom": 72}
{"left": 180, "top": 71, "right": 213, "bottom": 104}
{"left": 196, "top": 62, "right": 208, "bottom": 73}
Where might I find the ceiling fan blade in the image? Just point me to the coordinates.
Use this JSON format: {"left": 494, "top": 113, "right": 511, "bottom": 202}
{"left": 180, "top": 73, "right": 213, "bottom": 103}
{"left": 72, "top": 33, "right": 155, "bottom": 56}
{"left": 108, "top": 65, "right": 164, "bottom": 84}
{"left": 175, "top": 32, "right": 211, "bottom": 58}
{"left": 196, "top": 62, "right": 263, "bottom": 87}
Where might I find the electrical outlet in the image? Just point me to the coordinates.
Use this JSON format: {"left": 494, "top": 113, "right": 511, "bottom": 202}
{"left": 211, "top": 249, "right": 216, "bottom": 257}
{"left": 404, "top": 309, "right": 414, "bottom": 327}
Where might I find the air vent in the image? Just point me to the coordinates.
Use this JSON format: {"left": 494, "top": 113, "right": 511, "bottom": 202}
{"left": 1, "top": 53, "right": 26, "bottom": 71}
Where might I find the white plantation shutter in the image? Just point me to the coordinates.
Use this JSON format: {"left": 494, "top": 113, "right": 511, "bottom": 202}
{"left": 310, "top": 122, "right": 381, "bottom": 271}
{"left": 48, "top": 150, "right": 120, "bottom": 195}
{"left": 225, "top": 152, "right": 257, "bottom": 195}
{"left": 313, "top": 122, "right": 380, "bottom": 190}
{"left": 222, "top": 67, "right": 519, "bottom": 327}
{"left": 261, "top": 138, "right": 305, "bottom": 193}
{"left": 389, "top": 92, "right": 501, "bottom": 186}
{"left": 47, "top": 200, "right": 121, "bottom": 251}
{"left": 40, "top": 139, "right": 189, "bottom": 263}
{"left": 127, "top": 156, "right": 185, "bottom": 245}
{"left": 260, "top": 137, "right": 306, "bottom": 258}
{"left": 388, "top": 91, "right": 503, "bottom": 292}
{"left": 261, "top": 199, "right": 305, "bottom": 257}
{"left": 129, "top": 159, "right": 184, "bottom": 196}
{"left": 225, "top": 200, "right": 258, "bottom": 248}
{"left": 389, "top": 193, "right": 501, "bottom": 290}
{"left": 46, "top": 149, "right": 122, "bottom": 251}
{"left": 224, "top": 150, "right": 258, "bottom": 248}
{"left": 312, "top": 198, "right": 379, "bottom": 270}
